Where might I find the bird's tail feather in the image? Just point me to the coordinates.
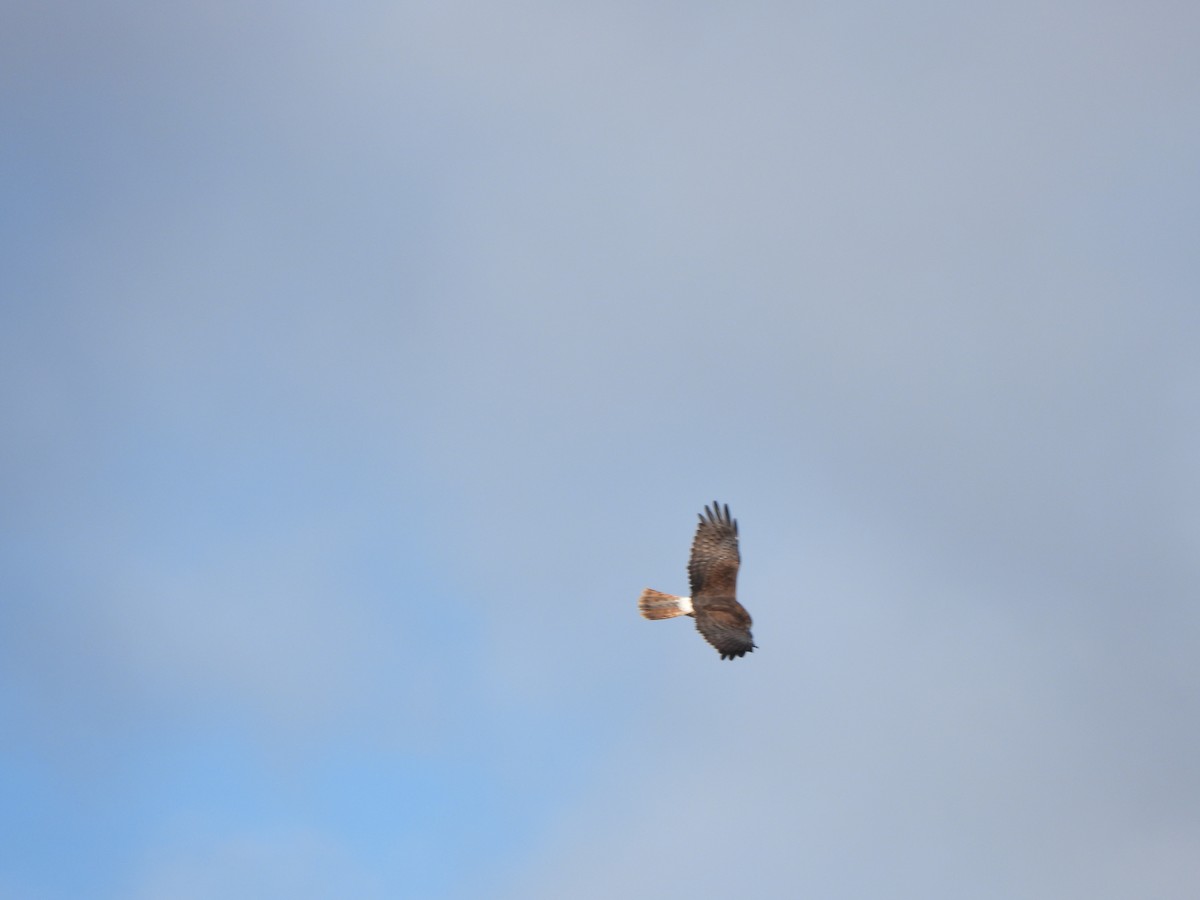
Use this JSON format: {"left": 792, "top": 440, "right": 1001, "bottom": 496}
{"left": 638, "top": 588, "right": 694, "bottom": 620}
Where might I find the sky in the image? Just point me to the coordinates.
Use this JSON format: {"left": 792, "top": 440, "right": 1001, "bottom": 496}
{"left": 2, "top": 2, "right": 1199, "bottom": 898}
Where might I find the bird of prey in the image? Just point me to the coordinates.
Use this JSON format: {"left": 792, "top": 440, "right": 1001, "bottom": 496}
{"left": 638, "top": 502, "right": 756, "bottom": 660}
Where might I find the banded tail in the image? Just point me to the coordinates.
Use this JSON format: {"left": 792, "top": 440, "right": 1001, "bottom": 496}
{"left": 638, "top": 588, "right": 694, "bottom": 620}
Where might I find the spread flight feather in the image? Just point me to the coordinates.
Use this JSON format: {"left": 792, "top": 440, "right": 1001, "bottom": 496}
{"left": 638, "top": 502, "right": 756, "bottom": 660}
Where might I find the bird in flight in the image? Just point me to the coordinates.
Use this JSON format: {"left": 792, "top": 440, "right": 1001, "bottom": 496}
{"left": 638, "top": 502, "right": 756, "bottom": 660}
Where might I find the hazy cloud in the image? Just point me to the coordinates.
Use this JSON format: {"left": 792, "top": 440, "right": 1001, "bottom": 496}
{"left": 2, "top": 1, "right": 1198, "bottom": 897}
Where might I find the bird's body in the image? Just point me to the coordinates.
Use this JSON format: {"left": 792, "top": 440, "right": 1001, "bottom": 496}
{"left": 638, "top": 502, "right": 756, "bottom": 660}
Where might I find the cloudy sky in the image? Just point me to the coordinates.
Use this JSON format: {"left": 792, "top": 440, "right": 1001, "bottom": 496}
{"left": 3, "top": 2, "right": 1199, "bottom": 897}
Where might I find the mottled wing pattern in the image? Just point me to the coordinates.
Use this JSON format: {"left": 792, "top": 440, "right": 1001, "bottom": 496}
{"left": 687, "top": 502, "right": 740, "bottom": 598}
{"left": 689, "top": 502, "right": 756, "bottom": 659}
{"left": 694, "top": 599, "right": 756, "bottom": 660}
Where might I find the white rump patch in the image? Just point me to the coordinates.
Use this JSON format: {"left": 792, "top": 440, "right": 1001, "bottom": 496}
{"left": 677, "top": 595, "right": 693, "bottom": 614}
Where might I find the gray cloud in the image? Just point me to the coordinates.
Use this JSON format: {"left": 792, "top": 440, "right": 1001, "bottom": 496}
{"left": 2, "top": 1, "right": 1198, "bottom": 897}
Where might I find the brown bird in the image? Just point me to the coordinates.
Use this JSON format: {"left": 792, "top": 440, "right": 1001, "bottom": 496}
{"left": 638, "top": 502, "right": 756, "bottom": 660}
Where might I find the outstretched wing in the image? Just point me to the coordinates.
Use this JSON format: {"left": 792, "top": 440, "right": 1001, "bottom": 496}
{"left": 688, "top": 502, "right": 755, "bottom": 659}
{"left": 688, "top": 502, "right": 740, "bottom": 598}
{"left": 694, "top": 600, "right": 756, "bottom": 660}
